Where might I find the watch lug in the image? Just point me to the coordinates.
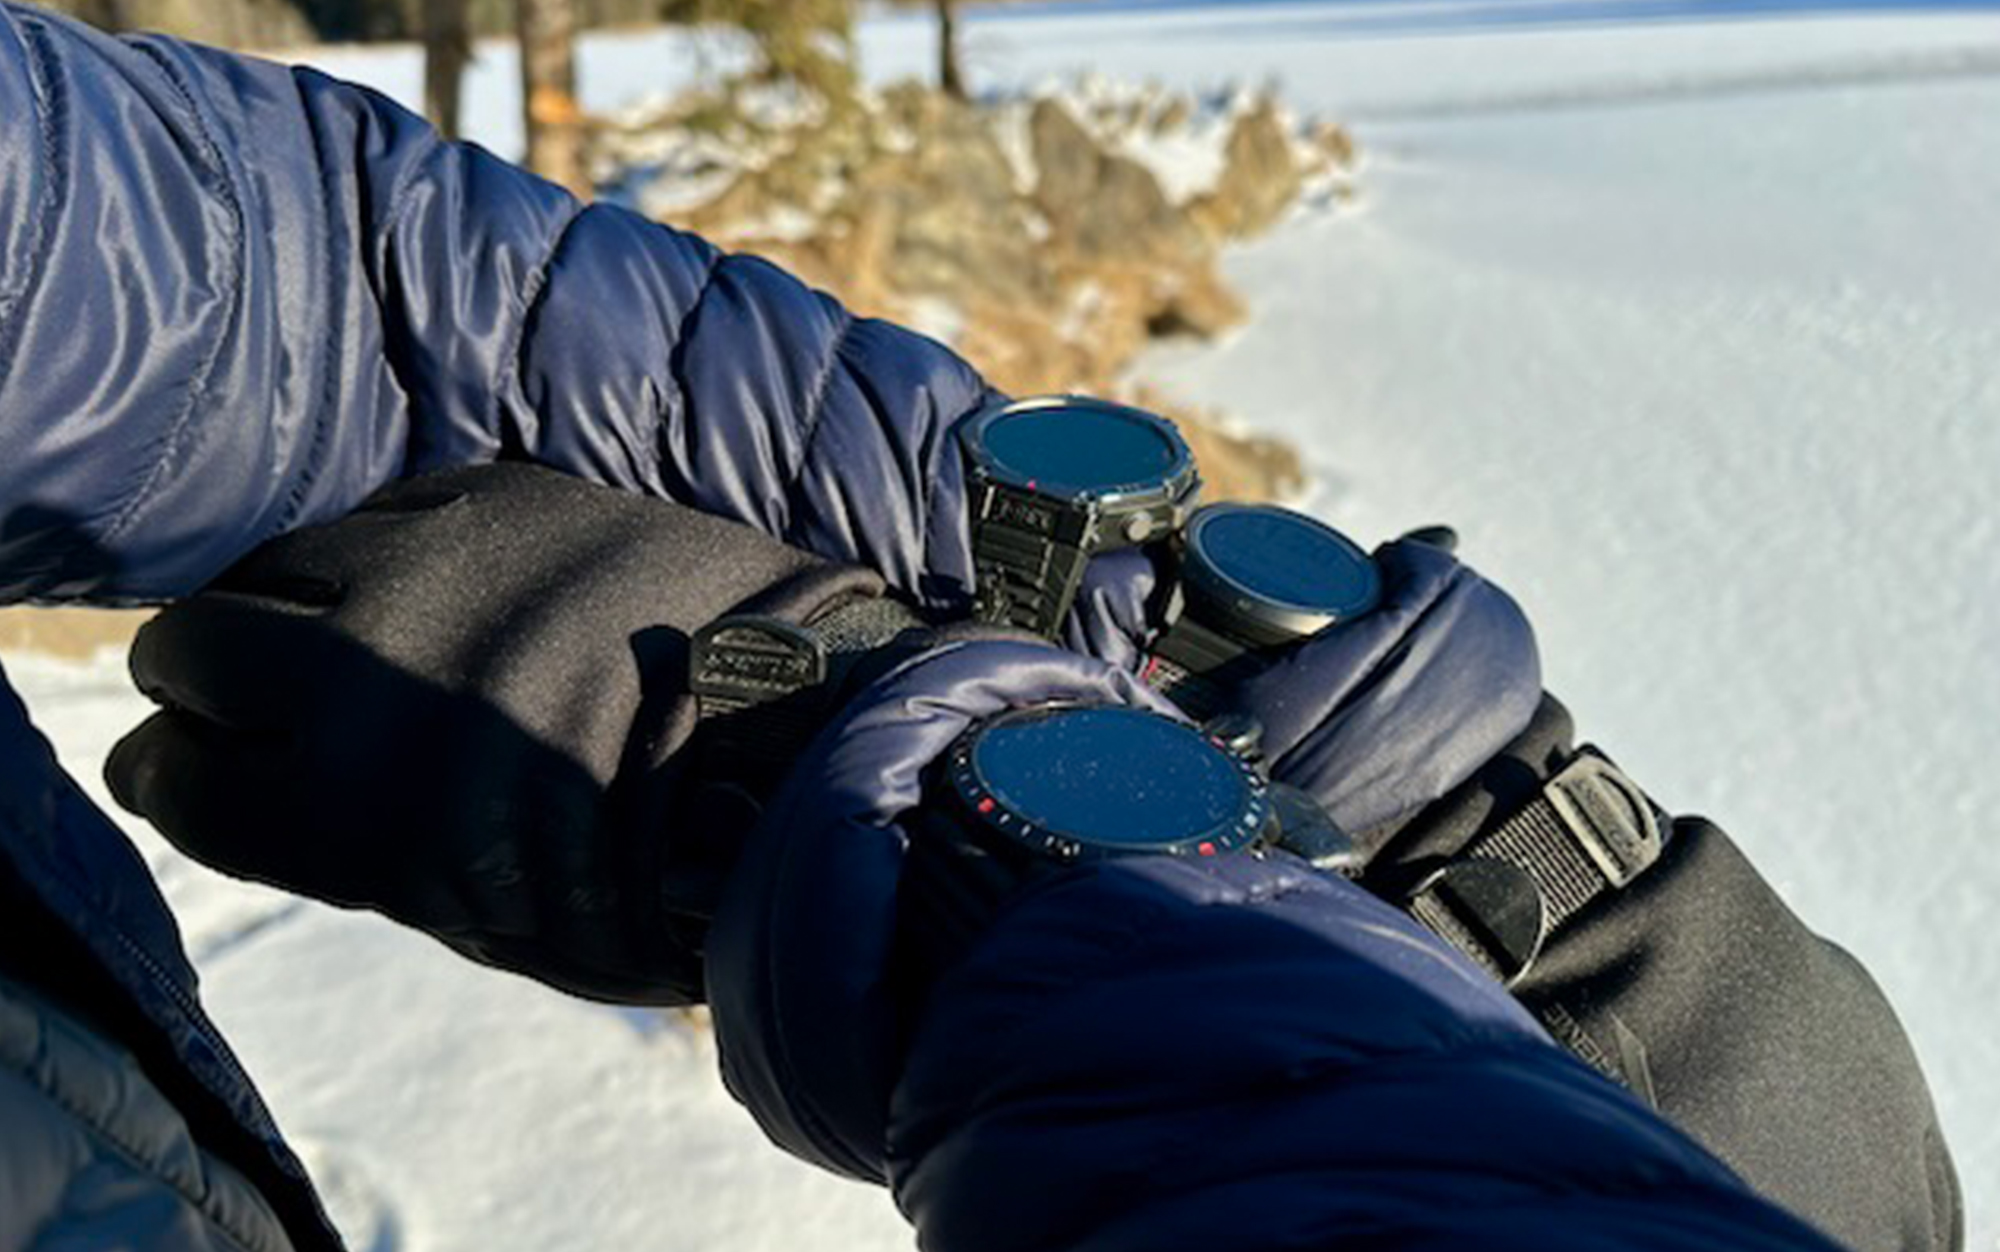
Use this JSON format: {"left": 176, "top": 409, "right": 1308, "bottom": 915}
{"left": 1270, "top": 782, "right": 1362, "bottom": 877}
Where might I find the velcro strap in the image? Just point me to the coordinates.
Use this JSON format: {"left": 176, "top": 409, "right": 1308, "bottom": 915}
{"left": 690, "top": 597, "right": 930, "bottom": 792}
{"left": 1407, "top": 751, "right": 1664, "bottom": 985}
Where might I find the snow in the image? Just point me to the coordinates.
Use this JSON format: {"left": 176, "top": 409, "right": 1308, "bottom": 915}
{"left": 6, "top": 648, "right": 909, "bottom": 1251}
{"left": 987, "top": 75, "right": 1266, "bottom": 204}
{"left": 7, "top": 2, "right": 1997, "bottom": 1248}
{"left": 1123, "top": 22, "right": 2000, "bottom": 1245}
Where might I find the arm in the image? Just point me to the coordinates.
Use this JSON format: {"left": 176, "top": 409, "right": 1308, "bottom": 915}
{"left": 0, "top": 3, "right": 988, "bottom": 605}
{"left": 1078, "top": 536, "right": 1962, "bottom": 1249}
{"left": 898, "top": 859, "right": 1843, "bottom": 1252}
{"left": 1366, "top": 695, "right": 1964, "bottom": 1252}
{"left": 704, "top": 643, "right": 1845, "bottom": 1251}
{"left": 0, "top": 660, "right": 336, "bottom": 1246}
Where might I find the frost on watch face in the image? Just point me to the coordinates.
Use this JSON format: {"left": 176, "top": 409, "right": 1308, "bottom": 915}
{"left": 972, "top": 707, "right": 1249, "bottom": 849}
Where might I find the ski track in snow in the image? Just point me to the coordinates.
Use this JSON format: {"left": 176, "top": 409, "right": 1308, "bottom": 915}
{"left": 6, "top": 3, "right": 1997, "bottom": 1248}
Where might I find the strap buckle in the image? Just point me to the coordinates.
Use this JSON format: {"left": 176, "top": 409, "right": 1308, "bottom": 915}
{"left": 690, "top": 616, "right": 836, "bottom": 797}
{"left": 690, "top": 600, "right": 932, "bottom": 795}
{"left": 1408, "top": 751, "right": 1664, "bottom": 986}
{"left": 1544, "top": 752, "right": 1663, "bottom": 889}
{"left": 691, "top": 616, "right": 828, "bottom": 711}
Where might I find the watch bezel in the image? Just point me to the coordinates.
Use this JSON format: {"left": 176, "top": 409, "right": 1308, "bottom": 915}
{"left": 959, "top": 395, "right": 1202, "bottom": 516}
{"left": 943, "top": 705, "right": 1272, "bottom": 864}
{"left": 1177, "top": 503, "right": 1382, "bottom": 648}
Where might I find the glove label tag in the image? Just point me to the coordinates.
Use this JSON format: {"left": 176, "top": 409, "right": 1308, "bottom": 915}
{"left": 691, "top": 617, "right": 828, "bottom": 704}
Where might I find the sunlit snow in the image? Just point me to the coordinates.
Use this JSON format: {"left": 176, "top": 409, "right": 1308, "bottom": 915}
{"left": 8, "top": 2, "right": 1995, "bottom": 1248}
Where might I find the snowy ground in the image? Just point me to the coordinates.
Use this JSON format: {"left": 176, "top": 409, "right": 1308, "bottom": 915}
{"left": 7, "top": 1, "right": 1997, "bottom": 1248}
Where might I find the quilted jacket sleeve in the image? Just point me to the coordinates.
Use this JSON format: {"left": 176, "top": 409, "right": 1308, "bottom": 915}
{"left": 0, "top": 972, "right": 298, "bottom": 1252}
{"left": 889, "top": 855, "right": 1851, "bottom": 1252}
{"left": 0, "top": 2, "right": 991, "bottom": 606}
{"left": 704, "top": 644, "right": 1848, "bottom": 1252}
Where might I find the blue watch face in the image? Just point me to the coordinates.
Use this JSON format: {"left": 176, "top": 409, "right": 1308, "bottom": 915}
{"left": 1192, "top": 505, "right": 1381, "bottom": 618}
{"left": 967, "top": 706, "right": 1262, "bottom": 854}
{"left": 978, "top": 401, "right": 1186, "bottom": 498}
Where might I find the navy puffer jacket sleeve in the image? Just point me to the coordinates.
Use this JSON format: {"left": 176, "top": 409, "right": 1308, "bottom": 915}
{"left": 0, "top": 2, "right": 989, "bottom": 605}
{"left": 706, "top": 643, "right": 1847, "bottom": 1252}
{"left": 898, "top": 857, "right": 1844, "bottom": 1252}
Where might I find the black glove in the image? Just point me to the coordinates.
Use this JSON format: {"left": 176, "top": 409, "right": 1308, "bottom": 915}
{"left": 1369, "top": 698, "right": 1964, "bottom": 1252}
{"left": 107, "top": 463, "right": 922, "bottom": 1005}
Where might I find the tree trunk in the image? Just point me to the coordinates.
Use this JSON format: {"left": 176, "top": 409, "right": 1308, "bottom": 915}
{"left": 424, "top": 0, "right": 474, "bottom": 140}
{"left": 68, "top": 0, "right": 124, "bottom": 31}
{"left": 516, "top": 0, "right": 589, "bottom": 196}
{"left": 936, "top": 0, "right": 967, "bottom": 102}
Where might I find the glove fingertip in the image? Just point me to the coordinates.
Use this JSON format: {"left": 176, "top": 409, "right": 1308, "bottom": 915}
{"left": 104, "top": 710, "right": 266, "bottom": 872}
{"left": 105, "top": 712, "right": 176, "bottom": 820}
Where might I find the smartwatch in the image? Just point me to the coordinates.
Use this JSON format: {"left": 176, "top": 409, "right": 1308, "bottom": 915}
{"left": 960, "top": 396, "right": 1201, "bottom": 637}
{"left": 1143, "top": 503, "right": 1382, "bottom": 718}
{"left": 899, "top": 704, "right": 1356, "bottom": 982}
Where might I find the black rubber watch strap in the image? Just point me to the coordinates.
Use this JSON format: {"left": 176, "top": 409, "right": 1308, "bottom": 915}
{"left": 1407, "top": 751, "right": 1665, "bottom": 985}
{"left": 1143, "top": 616, "right": 1249, "bottom": 719}
{"left": 900, "top": 807, "right": 1056, "bottom": 986}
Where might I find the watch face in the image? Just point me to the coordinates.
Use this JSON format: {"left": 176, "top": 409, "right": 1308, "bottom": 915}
{"left": 954, "top": 706, "right": 1269, "bottom": 860}
{"left": 1185, "top": 504, "right": 1382, "bottom": 640}
{"left": 966, "top": 397, "right": 1193, "bottom": 501}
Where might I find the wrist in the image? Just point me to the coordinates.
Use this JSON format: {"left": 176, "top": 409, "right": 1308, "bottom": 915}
{"left": 706, "top": 641, "right": 1171, "bottom": 1182}
{"left": 893, "top": 703, "right": 1364, "bottom": 993}
{"left": 961, "top": 396, "right": 1200, "bottom": 637}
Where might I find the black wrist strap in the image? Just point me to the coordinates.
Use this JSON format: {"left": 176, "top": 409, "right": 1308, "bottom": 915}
{"left": 898, "top": 807, "right": 1059, "bottom": 988}
{"left": 971, "top": 493, "right": 1092, "bottom": 637}
{"left": 1405, "top": 750, "right": 1664, "bottom": 986}
{"left": 1142, "top": 616, "right": 1246, "bottom": 720}
{"left": 691, "top": 596, "right": 929, "bottom": 793}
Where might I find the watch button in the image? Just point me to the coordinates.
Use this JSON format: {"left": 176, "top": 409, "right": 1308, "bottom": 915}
{"left": 1202, "top": 713, "right": 1265, "bottom": 761}
{"left": 1123, "top": 513, "right": 1157, "bottom": 543}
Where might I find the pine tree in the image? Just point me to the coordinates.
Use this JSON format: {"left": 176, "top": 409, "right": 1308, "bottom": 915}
{"left": 889, "top": 0, "right": 967, "bottom": 101}
{"left": 424, "top": 0, "right": 474, "bottom": 139}
{"left": 659, "top": 0, "right": 858, "bottom": 105}
{"left": 516, "top": 0, "right": 589, "bottom": 195}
